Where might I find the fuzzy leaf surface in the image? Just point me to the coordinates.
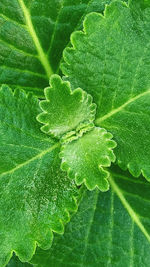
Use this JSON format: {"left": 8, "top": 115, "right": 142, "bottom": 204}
{"left": 37, "top": 75, "right": 96, "bottom": 139}
{"left": 0, "top": 86, "right": 78, "bottom": 266}
{"left": 0, "top": 0, "right": 112, "bottom": 96}
{"left": 60, "top": 127, "right": 116, "bottom": 191}
{"left": 31, "top": 166, "right": 150, "bottom": 267}
{"left": 62, "top": 1, "right": 150, "bottom": 180}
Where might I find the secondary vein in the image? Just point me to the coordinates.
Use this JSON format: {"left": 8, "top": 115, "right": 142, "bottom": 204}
{"left": 0, "top": 143, "right": 59, "bottom": 177}
{"left": 110, "top": 176, "right": 150, "bottom": 242}
{"left": 96, "top": 89, "right": 150, "bottom": 124}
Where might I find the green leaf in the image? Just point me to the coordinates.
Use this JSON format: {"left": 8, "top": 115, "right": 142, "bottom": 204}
{"left": 0, "top": 86, "right": 79, "bottom": 266}
{"left": 37, "top": 75, "right": 116, "bottom": 191}
{"left": 62, "top": 1, "right": 150, "bottom": 181}
{"left": 37, "top": 75, "right": 96, "bottom": 139}
{"left": 60, "top": 127, "right": 116, "bottom": 191}
{"left": 0, "top": 0, "right": 112, "bottom": 96}
{"left": 31, "top": 166, "right": 150, "bottom": 267}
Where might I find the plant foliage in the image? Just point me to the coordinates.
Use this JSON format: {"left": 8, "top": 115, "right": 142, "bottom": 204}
{"left": 31, "top": 166, "right": 150, "bottom": 267}
{"left": 0, "top": 0, "right": 149, "bottom": 266}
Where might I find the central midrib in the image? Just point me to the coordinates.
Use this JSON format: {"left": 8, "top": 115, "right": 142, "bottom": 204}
{"left": 18, "top": 0, "right": 53, "bottom": 78}
{"left": 0, "top": 142, "right": 60, "bottom": 177}
{"left": 96, "top": 89, "right": 150, "bottom": 124}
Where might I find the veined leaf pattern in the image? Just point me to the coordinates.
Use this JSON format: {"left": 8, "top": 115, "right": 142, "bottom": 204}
{"left": 0, "top": 86, "right": 78, "bottom": 266}
{"left": 0, "top": 0, "right": 112, "bottom": 96}
{"left": 62, "top": 1, "right": 150, "bottom": 180}
{"left": 31, "top": 166, "right": 150, "bottom": 267}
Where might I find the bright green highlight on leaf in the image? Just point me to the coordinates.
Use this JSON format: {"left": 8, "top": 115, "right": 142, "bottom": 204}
{"left": 60, "top": 127, "right": 116, "bottom": 191}
{"left": 0, "top": 86, "right": 78, "bottom": 267}
{"left": 62, "top": 0, "right": 150, "bottom": 181}
{"left": 37, "top": 75, "right": 96, "bottom": 139}
{"left": 38, "top": 75, "right": 116, "bottom": 191}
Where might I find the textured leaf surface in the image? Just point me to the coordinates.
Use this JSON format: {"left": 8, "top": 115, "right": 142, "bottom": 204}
{"left": 37, "top": 75, "right": 96, "bottom": 139}
{"left": 62, "top": 1, "right": 150, "bottom": 180}
{"left": 0, "top": 86, "right": 78, "bottom": 266}
{"left": 31, "top": 166, "right": 150, "bottom": 267}
{"left": 0, "top": 0, "right": 112, "bottom": 96}
{"left": 60, "top": 127, "right": 116, "bottom": 191}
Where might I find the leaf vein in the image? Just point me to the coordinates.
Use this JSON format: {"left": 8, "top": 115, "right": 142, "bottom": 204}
{"left": 0, "top": 65, "right": 47, "bottom": 80}
{"left": 17, "top": 0, "right": 53, "bottom": 78}
{"left": 0, "top": 38, "right": 38, "bottom": 58}
{"left": 96, "top": 89, "right": 150, "bottom": 124}
{"left": 80, "top": 190, "right": 99, "bottom": 266}
{"left": 0, "top": 143, "right": 59, "bottom": 177}
{"left": 0, "top": 13, "right": 27, "bottom": 29}
{"left": 47, "top": 1, "right": 64, "bottom": 57}
{"left": 110, "top": 177, "right": 150, "bottom": 242}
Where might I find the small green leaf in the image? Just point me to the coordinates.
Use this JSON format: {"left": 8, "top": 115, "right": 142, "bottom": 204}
{"left": 62, "top": 1, "right": 150, "bottom": 180}
{"left": 60, "top": 127, "right": 116, "bottom": 191}
{"left": 31, "top": 166, "right": 150, "bottom": 267}
{"left": 37, "top": 75, "right": 96, "bottom": 139}
{"left": 0, "top": 86, "right": 78, "bottom": 266}
{"left": 37, "top": 75, "right": 116, "bottom": 191}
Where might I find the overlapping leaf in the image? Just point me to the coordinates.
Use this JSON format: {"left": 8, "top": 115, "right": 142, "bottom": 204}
{"left": 31, "top": 166, "right": 150, "bottom": 267}
{"left": 38, "top": 75, "right": 116, "bottom": 191}
{"left": 0, "top": 86, "right": 79, "bottom": 266}
{"left": 37, "top": 75, "right": 96, "bottom": 139}
{"left": 0, "top": 0, "right": 112, "bottom": 96}
{"left": 60, "top": 127, "right": 116, "bottom": 191}
{"left": 62, "top": 0, "right": 150, "bottom": 180}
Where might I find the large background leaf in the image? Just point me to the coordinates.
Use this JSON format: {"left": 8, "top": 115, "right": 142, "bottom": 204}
{"left": 0, "top": 86, "right": 78, "bottom": 266}
{"left": 0, "top": 0, "right": 112, "bottom": 96}
{"left": 62, "top": 1, "right": 150, "bottom": 180}
{"left": 31, "top": 166, "right": 150, "bottom": 267}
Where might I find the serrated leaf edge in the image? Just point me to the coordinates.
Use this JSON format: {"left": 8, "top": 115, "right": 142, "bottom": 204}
{"left": 37, "top": 74, "right": 97, "bottom": 139}
{"left": 60, "top": 127, "right": 117, "bottom": 191}
{"left": 61, "top": 1, "right": 150, "bottom": 182}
